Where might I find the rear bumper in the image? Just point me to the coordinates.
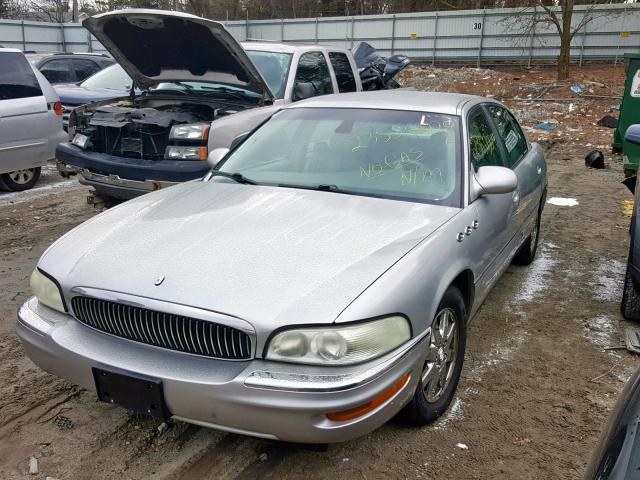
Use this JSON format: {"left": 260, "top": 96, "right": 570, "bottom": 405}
{"left": 56, "top": 142, "right": 209, "bottom": 195}
{"left": 17, "top": 297, "right": 427, "bottom": 443}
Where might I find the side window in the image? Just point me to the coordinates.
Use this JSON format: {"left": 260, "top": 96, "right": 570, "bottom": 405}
{"left": 328, "top": 52, "right": 356, "bottom": 93}
{"left": 0, "top": 52, "right": 43, "bottom": 100}
{"left": 468, "top": 109, "right": 503, "bottom": 171}
{"left": 486, "top": 105, "right": 528, "bottom": 168}
{"left": 72, "top": 59, "right": 101, "bottom": 81}
{"left": 293, "top": 52, "right": 333, "bottom": 100}
{"left": 39, "top": 59, "right": 73, "bottom": 83}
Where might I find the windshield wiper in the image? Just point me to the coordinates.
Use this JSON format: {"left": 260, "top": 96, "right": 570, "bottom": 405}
{"left": 209, "top": 170, "right": 258, "bottom": 185}
{"left": 277, "top": 183, "right": 358, "bottom": 195}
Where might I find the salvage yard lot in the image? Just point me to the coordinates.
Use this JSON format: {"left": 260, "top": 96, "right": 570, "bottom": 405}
{"left": 0, "top": 64, "right": 637, "bottom": 479}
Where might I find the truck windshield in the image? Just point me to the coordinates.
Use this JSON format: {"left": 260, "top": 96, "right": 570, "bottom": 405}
{"left": 217, "top": 107, "right": 462, "bottom": 207}
{"left": 246, "top": 51, "right": 293, "bottom": 99}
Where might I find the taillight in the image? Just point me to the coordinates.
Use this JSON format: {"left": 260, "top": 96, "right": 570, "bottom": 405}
{"left": 53, "top": 101, "right": 63, "bottom": 117}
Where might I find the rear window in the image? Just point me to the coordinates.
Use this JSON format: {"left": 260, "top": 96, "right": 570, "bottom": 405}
{"left": 328, "top": 52, "right": 357, "bottom": 93}
{"left": 0, "top": 52, "right": 42, "bottom": 100}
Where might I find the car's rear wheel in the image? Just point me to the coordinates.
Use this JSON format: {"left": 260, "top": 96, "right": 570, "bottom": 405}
{"left": 401, "top": 286, "right": 467, "bottom": 426}
{"left": 513, "top": 204, "right": 542, "bottom": 265}
{"left": 0, "top": 167, "right": 41, "bottom": 191}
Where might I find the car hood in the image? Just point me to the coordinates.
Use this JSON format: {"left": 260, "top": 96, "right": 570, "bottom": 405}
{"left": 54, "top": 83, "right": 126, "bottom": 105}
{"left": 83, "top": 9, "right": 273, "bottom": 102}
{"left": 40, "top": 182, "right": 458, "bottom": 329}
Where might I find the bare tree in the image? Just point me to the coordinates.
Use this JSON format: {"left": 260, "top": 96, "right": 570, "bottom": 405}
{"left": 0, "top": 0, "right": 28, "bottom": 19}
{"left": 28, "top": 0, "right": 70, "bottom": 22}
{"left": 504, "top": 1, "right": 622, "bottom": 80}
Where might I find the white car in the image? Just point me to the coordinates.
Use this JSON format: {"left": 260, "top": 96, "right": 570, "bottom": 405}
{"left": 0, "top": 48, "right": 67, "bottom": 191}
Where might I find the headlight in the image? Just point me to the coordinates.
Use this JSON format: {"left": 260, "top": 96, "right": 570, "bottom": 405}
{"left": 165, "top": 146, "right": 208, "bottom": 160}
{"left": 169, "top": 123, "right": 210, "bottom": 140}
{"left": 265, "top": 316, "right": 411, "bottom": 365}
{"left": 30, "top": 268, "right": 66, "bottom": 312}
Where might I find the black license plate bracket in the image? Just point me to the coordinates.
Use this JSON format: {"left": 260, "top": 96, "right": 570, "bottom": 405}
{"left": 93, "top": 367, "right": 170, "bottom": 419}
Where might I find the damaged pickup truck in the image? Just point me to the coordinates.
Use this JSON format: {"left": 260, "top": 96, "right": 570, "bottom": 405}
{"left": 57, "top": 9, "right": 409, "bottom": 202}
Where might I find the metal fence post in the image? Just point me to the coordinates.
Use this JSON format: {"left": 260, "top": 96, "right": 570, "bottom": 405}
{"left": 280, "top": 18, "right": 284, "bottom": 41}
{"left": 350, "top": 16, "right": 355, "bottom": 48}
{"left": 528, "top": 6, "right": 536, "bottom": 68}
{"left": 60, "top": 23, "right": 66, "bottom": 52}
{"left": 245, "top": 14, "right": 249, "bottom": 41}
{"left": 20, "top": 21, "right": 26, "bottom": 51}
{"left": 390, "top": 14, "right": 396, "bottom": 56}
{"left": 579, "top": 20, "right": 587, "bottom": 67}
{"left": 87, "top": 29, "right": 92, "bottom": 52}
{"left": 477, "top": 10, "right": 486, "bottom": 68}
{"left": 315, "top": 17, "right": 318, "bottom": 43}
{"left": 432, "top": 11, "right": 438, "bottom": 66}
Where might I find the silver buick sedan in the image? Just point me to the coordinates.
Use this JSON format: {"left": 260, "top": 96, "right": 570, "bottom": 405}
{"left": 17, "top": 90, "right": 547, "bottom": 444}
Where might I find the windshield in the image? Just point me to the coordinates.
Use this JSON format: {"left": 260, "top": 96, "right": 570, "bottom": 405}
{"left": 246, "top": 50, "right": 292, "bottom": 99}
{"left": 217, "top": 108, "right": 462, "bottom": 206}
{"left": 150, "top": 81, "right": 262, "bottom": 100}
{"left": 81, "top": 64, "right": 131, "bottom": 92}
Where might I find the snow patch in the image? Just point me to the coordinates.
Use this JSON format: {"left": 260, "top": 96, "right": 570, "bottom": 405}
{"left": 513, "top": 243, "right": 558, "bottom": 303}
{"left": 455, "top": 443, "right": 469, "bottom": 450}
{"left": 547, "top": 197, "right": 579, "bottom": 207}
{"left": 433, "top": 397, "right": 464, "bottom": 431}
{"left": 583, "top": 315, "right": 616, "bottom": 348}
{"left": 0, "top": 180, "right": 74, "bottom": 207}
{"left": 592, "top": 259, "right": 625, "bottom": 302}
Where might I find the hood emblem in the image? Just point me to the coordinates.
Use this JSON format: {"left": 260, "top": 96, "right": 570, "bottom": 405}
{"left": 154, "top": 276, "right": 165, "bottom": 286}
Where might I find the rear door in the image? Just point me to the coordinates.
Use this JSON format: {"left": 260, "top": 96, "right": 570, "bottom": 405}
{"left": 485, "top": 104, "right": 542, "bottom": 235}
{"left": 328, "top": 51, "right": 358, "bottom": 93}
{"left": 0, "top": 51, "right": 50, "bottom": 173}
{"left": 39, "top": 58, "right": 74, "bottom": 84}
{"left": 72, "top": 58, "right": 102, "bottom": 82}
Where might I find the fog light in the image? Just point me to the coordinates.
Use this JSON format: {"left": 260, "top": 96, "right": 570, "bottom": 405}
{"left": 326, "top": 373, "right": 410, "bottom": 422}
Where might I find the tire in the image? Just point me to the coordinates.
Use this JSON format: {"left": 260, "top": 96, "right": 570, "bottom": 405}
{"left": 513, "top": 204, "right": 542, "bottom": 266}
{"left": 621, "top": 258, "right": 640, "bottom": 321}
{"left": 401, "top": 285, "right": 467, "bottom": 426}
{"left": 0, "top": 167, "right": 41, "bottom": 192}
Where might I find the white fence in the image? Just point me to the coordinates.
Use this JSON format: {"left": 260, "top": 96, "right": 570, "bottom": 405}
{"left": 1, "top": 3, "right": 639, "bottom": 65}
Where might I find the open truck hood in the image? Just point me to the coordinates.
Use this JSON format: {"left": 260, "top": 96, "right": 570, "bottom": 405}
{"left": 83, "top": 9, "right": 273, "bottom": 102}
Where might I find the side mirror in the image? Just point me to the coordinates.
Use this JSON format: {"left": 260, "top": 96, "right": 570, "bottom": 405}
{"left": 207, "top": 148, "right": 229, "bottom": 169}
{"left": 470, "top": 166, "right": 518, "bottom": 201}
{"left": 293, "top": 82, "right": 315, "bottom": 102}
{"left": 625, "top": 125, "right": 640, "bottom": 146}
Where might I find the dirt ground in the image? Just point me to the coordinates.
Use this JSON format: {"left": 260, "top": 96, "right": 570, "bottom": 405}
{"left": 1, "top": 64, "right": 637, "bottom": 479}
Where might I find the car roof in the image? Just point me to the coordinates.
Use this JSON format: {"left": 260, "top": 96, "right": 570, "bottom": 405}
{"left": 0, "top": 47, "right": 23, "bottom": 54}
{"left": 241, "top": 41, "right": 351, "bottom": 55}
{"left": 285, "top": 90, "right": 492, "bottom": 116}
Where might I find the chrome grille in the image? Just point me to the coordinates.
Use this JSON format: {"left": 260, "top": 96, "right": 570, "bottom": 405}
{"left": 71, "top": 296, "right": 251, "bottom": 360}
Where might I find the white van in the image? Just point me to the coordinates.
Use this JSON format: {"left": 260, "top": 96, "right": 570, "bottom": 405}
{"left": 0, "top": 48, "right": 67, "bottom": 191}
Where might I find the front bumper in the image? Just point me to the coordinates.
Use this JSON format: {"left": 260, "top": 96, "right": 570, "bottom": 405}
{"left": 56, "top": 142, "right": 208, "bottom": 197}
{"left": 17, "top": 297, "right": 427, "bottom": 443}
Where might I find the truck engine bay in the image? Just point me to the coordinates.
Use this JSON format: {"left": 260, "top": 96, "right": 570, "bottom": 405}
{"left": 71, "top": 98, "right": 244, "bottom": 160}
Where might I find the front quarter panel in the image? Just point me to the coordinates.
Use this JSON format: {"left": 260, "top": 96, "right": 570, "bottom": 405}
{"left": 336, "top": 206, "right": 480, "bottom": 338}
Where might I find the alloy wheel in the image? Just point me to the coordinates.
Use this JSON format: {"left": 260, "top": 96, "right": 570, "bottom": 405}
{"left": 9, "top": 169, "right": 36, "bottom": 185}
{"left": 422, "top": 307, "right": 458, "bottom": 403}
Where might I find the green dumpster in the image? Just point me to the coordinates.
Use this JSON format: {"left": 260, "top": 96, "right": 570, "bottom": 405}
{"left": 614, "top": 53, "right": 640, "bottom": 175}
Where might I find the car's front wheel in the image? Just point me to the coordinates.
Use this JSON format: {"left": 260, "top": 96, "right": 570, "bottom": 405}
{"left": 401, "top": 285, "right": 467, "bottom": 426}
{"left": 0, "top": 167, "right": 41, "bottom": 191}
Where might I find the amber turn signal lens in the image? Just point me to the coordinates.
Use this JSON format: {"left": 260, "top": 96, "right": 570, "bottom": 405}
{"left": 326, "top": 373, "right": 410, "bottom": 422}
{"left": 198, "top": 147, "right": 208, "bottom": 161}
{"left": 53, "top": 101, "right": 63, "bottom": 117}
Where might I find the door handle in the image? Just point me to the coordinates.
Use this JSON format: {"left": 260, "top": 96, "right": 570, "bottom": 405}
{"left": 537, "top": 166, "right": 542, "bottom": 175}
{"left": 512, "top": 191, "right": 520, "bottom": 206}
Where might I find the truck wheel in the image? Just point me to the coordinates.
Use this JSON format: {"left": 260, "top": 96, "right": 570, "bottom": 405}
{"left": 0, "top": 167, "right": 41, "bottom": 191}
{"left": 622, "top": 259, "right": 640, "bottom": 321}
{"left": 401, "top": 286, "right": 467, "bottom": 426}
